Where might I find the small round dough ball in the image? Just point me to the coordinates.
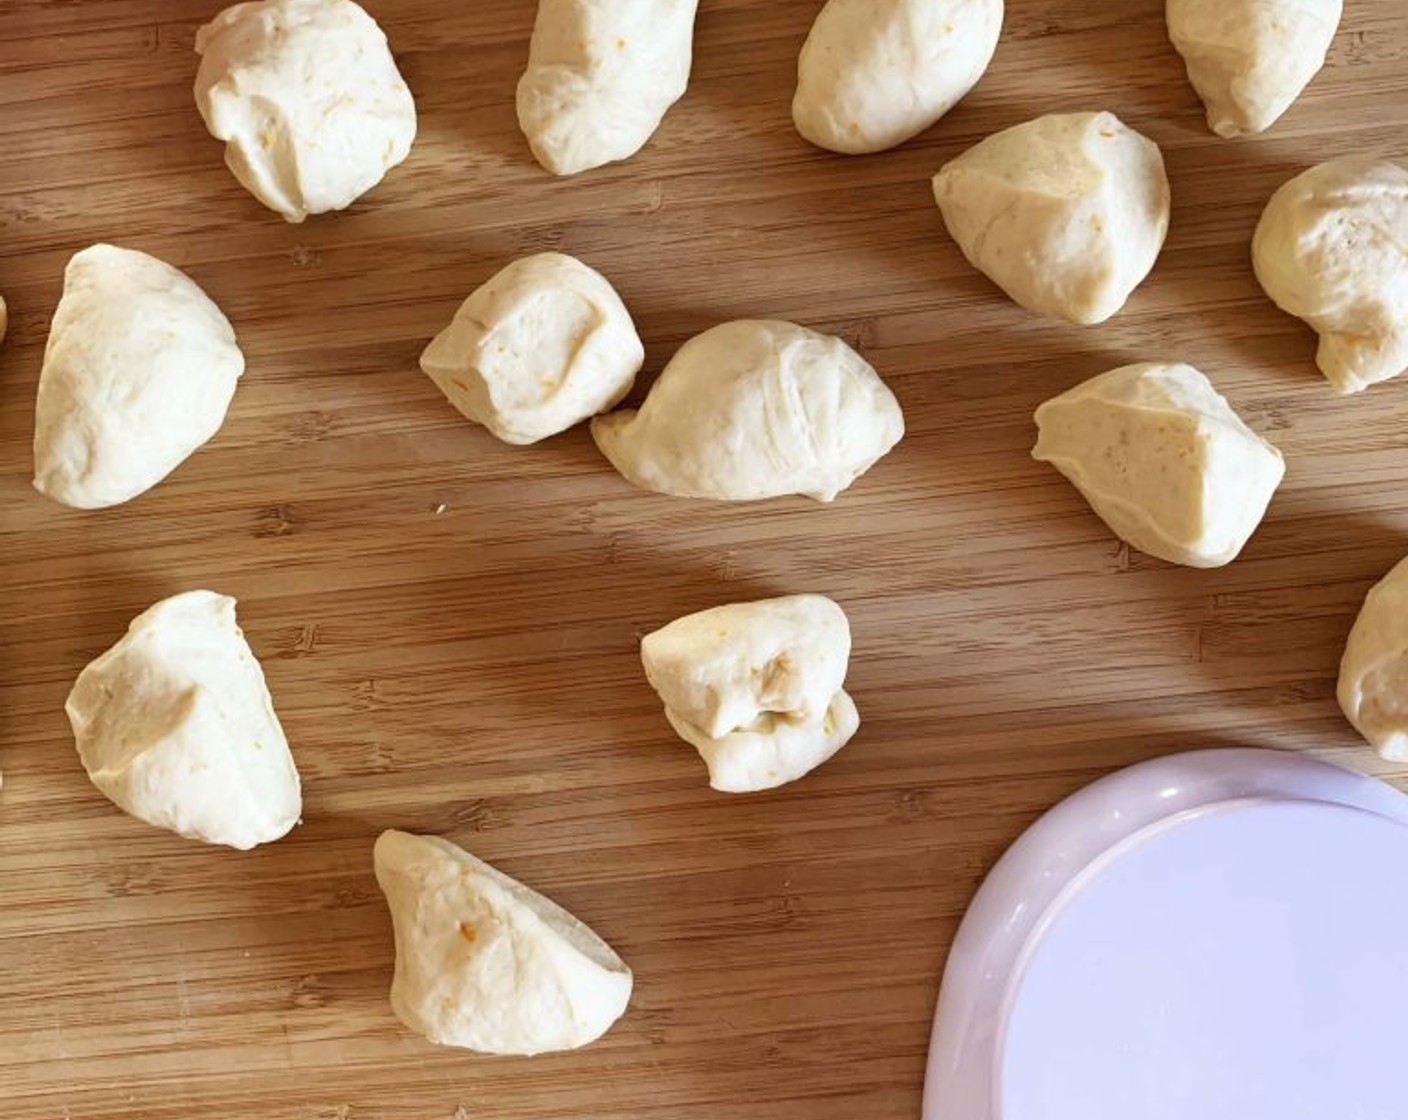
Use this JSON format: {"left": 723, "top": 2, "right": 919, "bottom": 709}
{"left": 34, "top": 244, "right": 244, "bottom": 510}
{"left": 419, "top": 253, "right": 644, "bottom": 444}
{"left": 641, "top": 594, "right": 860, "bottom": 792}
{"left": 1339, "top": 557, "right": 1408, "bottom": 760}
{"left": 374, "top": 830, "right": 633, "bottom": 1054}
{"left": 194, "top": 0, "right": 417, "bottom": 222}
{"left": 793, "top": 0, "right": 1003, "bottom": 155}
{"left": 592, "top": 320, "right": 904, "bottom": 503}
{"left": 1252, "top": 157, "right": 1408, "bottom": 395}
{"left": 1033, "top": 362, "right": 1285, "bottom": 568}
{"left": 1167, "top": 0, "right": 1342, "bottom": 138}
{"left": 517, "top": 0, "right": 698, "bottom": 176}
{"left": 932, "top": 111, "right": 1170, "bottom": 325}
{"left": 65, "top": 591, "right": 302, "bottom": 850}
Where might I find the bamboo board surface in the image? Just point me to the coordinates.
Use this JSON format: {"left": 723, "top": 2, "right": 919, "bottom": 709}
{"left": 3, "top": 2, "right": 1408, "bottom": 1118}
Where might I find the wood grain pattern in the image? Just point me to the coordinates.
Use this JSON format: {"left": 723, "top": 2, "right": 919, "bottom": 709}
{"left": 2, "top": 1, "right": 1406, "bottom": 1117}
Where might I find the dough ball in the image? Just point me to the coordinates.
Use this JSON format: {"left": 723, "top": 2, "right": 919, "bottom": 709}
{"left": 1033, "top": 362, "right": 1284, "bottom": 568}
{"left": 194, "top": 0, "right": 417, "bottom": 222}
{"left": 373, "top": 830, "right": 632, "bottom": 1054}
{"left": 517, "top": 0, "right": 698, "bottom": 176}
{"left": 932, "top": 111, "right": 1170, "bottom": 325}
{"left": 34, "top": 244, "right": 244, "bottom": 510}
{"left": 1252, "top": 157, "right": 1408, "bottom": 395}
{"left": 793, "top": 0, "right": 1003, "bottom": 155}
{"left": 419, "top": 253, "right": 644, "bottom": 444}
{"left": 1167, "top": 0, "right": 1341, "bottom": 138}
{"left": 0, "top": 295, "right": 8, "bottom": 344}
{"left": 641, "top": 595, "right": 860, "bottom": 792}
{"left": 65, "top": 591, "right": 301, "bottom": 850}
{"left": 592, "top": 320, "right": 904, "bottom": 503}
{"left": 1339, "top": 557, "right": 1408, "bottom": 760}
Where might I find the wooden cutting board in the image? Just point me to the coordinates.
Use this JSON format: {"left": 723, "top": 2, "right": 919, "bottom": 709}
{"left": 3, "top": 2, "right": 1406, "bottom": 1118}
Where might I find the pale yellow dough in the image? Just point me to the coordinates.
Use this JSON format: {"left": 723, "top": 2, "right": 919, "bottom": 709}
{"left": 419, "top": 253, "right": 643, "bottom": 444}
{"left": 641, "top": 595, "right": 859, "bottom": 792}
{"left": 1033, "top": 362, "right": 1285, "bottom": 568}
{"left": 1167, "top": 0, "right": 1342, "bottom": 138}
{"left": 65, "top": 591, "right": 301, "bottom": 850}
{"left": 1253, "top": 157, "right": 1408, "bottom": 394}
{"left": 194, "top": 0, "right": 417, "bottom": 222}
{"left": 374, "top": 830, "right": 632, "bottom": 1054}
{"left": 33, "top": 244, "right": 244, "bottom": 510}
{"left": 793, "top": 0, "right": 1003, "bottom": 154}
{"left": 1340, "top": 557, "right": 1408, "bottom": 761}
{"left": 517, "top": 0, "right": 698, "bottom": 175}
{"left": 932, "top": 111, "right": 1170, "bottom": 325}
{"left": 592, "top": 320, "right": 903, "bottom": 503}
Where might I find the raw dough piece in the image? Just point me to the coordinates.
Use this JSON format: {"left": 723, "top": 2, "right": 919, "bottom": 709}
{"left": 374, "top": 830, "right": 632, "bottom": 1054}
{"left": 793, "top": 0, "right": 1003, "bottom": 154}
{"left": 0, "top": 295, "right": 7, "bottom": 343}
{"left": 931, "top": 111, "right": 1170, "bottom": 325}
{"left": 419, "top": 253, "right": 644, "bottom": 444}
{"left": 194, "top": 0, "right": 417, "bottom": 222}
{"left": 1032, "top": 362, "right": 1284, "bottom": 568}
{"left": 1252, "top": 157, "right": 1408, "bottom": 395}
{"left": 592, "top": 320, "right": 903, "bottom": 502}
{"left": 65, "top": 591, "right": 301, "bottom": 850}
{"left": 1339, "top": 556, "right": 1408, "bottom": 760}
{"left": 1167, "top": 0, "right": 1342, "bottom": 138}
{"left": 33, "top": 244, "right": 244, "bottom": 510}
{"left": 517, "top": 0, "right": 698, "bottom": 175}
{"left": 641, "top": 595, "right": 860, "bottom": 792}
